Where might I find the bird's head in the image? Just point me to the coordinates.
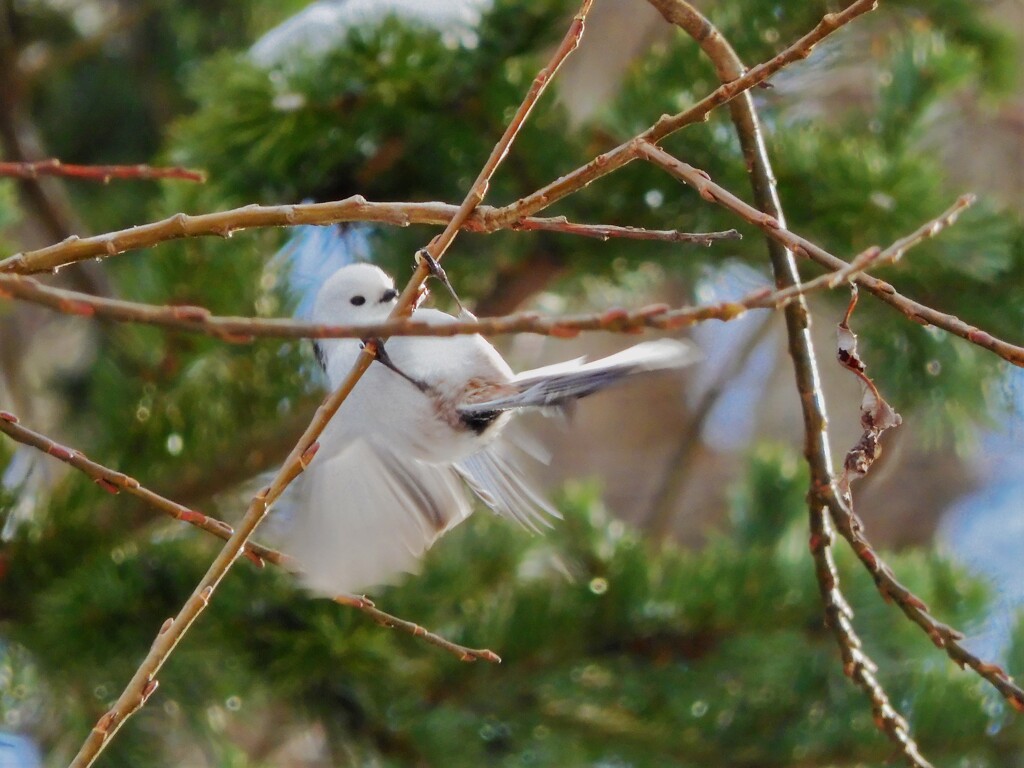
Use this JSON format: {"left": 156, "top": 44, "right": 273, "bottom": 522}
{"left": 312, "top": 263, "right": 400, "bottom": 325}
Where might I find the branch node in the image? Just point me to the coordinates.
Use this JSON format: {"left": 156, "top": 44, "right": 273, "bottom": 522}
{"left": 171, "top": 305, "right": 212, "bottom": 322}
{"left": 46, "top": 443, "right": 76, "bottom": 461}
{"left": 140, "top": 679, "right": 159, "bottom": 703}
{"left": 172, "top": 212, "right": 189, "bottom": 234}
{"left": 92, "top": 711, "right": 118, "bottom": 735}
{"left": 549, "top": 323, "right": 581, "bottom": 339}
{"left": 299, "top": 441, "right": 321, "bottom": 469}
{"left": 94, "top": 478, "right": 120, "bottom": 495}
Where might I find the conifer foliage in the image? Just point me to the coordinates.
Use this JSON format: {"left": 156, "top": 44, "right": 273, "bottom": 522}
{"left": 1, "top": 1, "right": 1023, "bottom": 766}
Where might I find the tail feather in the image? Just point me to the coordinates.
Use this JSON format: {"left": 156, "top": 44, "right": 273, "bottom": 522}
{"left": 458, "top": 339, "right": 697, "bottom": 416}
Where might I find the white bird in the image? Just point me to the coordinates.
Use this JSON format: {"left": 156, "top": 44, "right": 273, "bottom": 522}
{"left": 281, "top": 263, "right": 697, "bottom": 596}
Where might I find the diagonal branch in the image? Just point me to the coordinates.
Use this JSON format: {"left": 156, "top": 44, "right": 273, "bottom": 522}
{"left": 827, "top": 488, "right": 1024, "bottom": 711}
{"left": 0, "top": 410, "right": 275, "bottom": 567}
{"left": 0, "top": 410, "right": 499, "bottom": 662}
{"left": 66, "top": 4, "right": 595, "bottom": 765}
{"left": 827, "top": 296, "right": 1024, "bottom": 710}
{"left": 640, "top": 144, "right": 1024, "bottom": 367}
{"left": 647, "top": 136, "right": 1024, "bottom": 742}
{"left": 646, "top": 1, "right": 929, "bottom": 765}
{"left": 508, "top": 216, "right": 739, "bottom": 243}
{"left": 485, "top": 0, "right": 878, "bottom": 228}
{"left": 335, "top": 595, "right": 501, "bottom": 664}
{"left": 643, "top": 140, "right": 991, "bottom": 767}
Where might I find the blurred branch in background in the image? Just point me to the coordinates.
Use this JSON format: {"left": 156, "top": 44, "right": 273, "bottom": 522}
{"left": 0, "top": 160, "right": 206, "bottom": 184}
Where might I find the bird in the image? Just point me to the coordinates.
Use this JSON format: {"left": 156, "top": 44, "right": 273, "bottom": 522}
{"left": 279, "top": 262, "right": 698, "bottom": 596}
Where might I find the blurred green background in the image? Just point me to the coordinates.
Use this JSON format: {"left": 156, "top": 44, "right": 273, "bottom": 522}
{"left": 1, "top": 0, "right": 1023, "bottom": 765}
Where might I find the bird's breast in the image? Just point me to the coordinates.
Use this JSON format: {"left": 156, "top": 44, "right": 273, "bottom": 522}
{"left": 326, "top": 334, "right": 514, "bottom": 463}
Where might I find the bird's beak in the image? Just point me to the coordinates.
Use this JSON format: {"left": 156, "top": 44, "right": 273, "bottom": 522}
{"left": 380, "top": 288, "right": 399, "bottom": 303}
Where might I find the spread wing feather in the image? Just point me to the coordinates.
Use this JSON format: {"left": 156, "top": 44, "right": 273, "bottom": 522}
{"left": 456, "top": 436, "right": 560, "bottom": 533}
{"left": 281, "top": 438, "right": 472, "bottom": 596}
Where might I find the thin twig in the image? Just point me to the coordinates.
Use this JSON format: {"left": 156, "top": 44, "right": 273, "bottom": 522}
{"left": 0, "top": 247, "right": 898, "bottom": 342}
{"left": 646, "top": 2, "right": 928, "bottom": 764}
{"left": 0, "top": 410, "right": 498, "bottom": 664}
{"left": 0, "top": 0, "right": 874, "bottom": 278}
{"left": 0, "top": 200, "right": 733, "bottom": 275}
{"left": 509, "top": 216, "right": 740, "bottom": 244}
{"left": 335, "top": 596, "right": 501, "bottom": 663}
{"left": 0, "top": 411, "right": 279, "bottom": 568}
{"left": 0, "top": 159, "right": 206, "bottom": 183}
{"left": 640, "top": 143, "right": 1023, "bottom": 366}
{"left": 827, "top": 489, "right": 1024, "bottom": 711}
{"left": 368, "top": 0, "right": 595, "bottom": 315}
{"left": 828, "top": 292, "right": 1023, "bottom": 710}
{"left": 67, "top": 354, "right": 373, "bottom": 767}
{"left": 485, "top": 0, "right": 878, "bottom": 229}
{"left": 645, "top": 135, "right": 1014, "bottom": 754}
{"left": 66, "top": 4, "right": 595, "bottom": 765}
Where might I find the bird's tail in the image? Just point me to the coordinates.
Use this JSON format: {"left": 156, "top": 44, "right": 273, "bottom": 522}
{"left": 457, "top": 339, "right": 698, "bottom": 416}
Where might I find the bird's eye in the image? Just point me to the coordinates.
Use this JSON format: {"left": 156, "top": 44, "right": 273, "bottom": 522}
{"left": 380, "top": 288, "right": 399, "bottom": 303}
{"left": 350, "top": 295, "right": 366, "bottom": 306}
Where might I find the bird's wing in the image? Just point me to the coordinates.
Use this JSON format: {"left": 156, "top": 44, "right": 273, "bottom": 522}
{"left": 280, "top": 438, "right": 472, "bottom": 596}
{"left": 458, "top": 339, "right": 698, "bottom": 415}
{"left": 455, "top": 432, "right": 560, "bottom": 533}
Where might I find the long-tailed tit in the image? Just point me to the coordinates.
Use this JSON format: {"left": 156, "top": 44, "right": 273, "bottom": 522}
{"left": 281, "top": 263, "right": 697, "bottom": 595}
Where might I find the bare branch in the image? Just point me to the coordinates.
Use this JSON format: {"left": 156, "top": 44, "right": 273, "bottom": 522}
{"left": 509, "top": 217, "right": 740, "bottom": 244}
{"left": 66, "top": 4, "right": 595, "bottom": 765}
{"left": 0, "top": 247, "right": 900, "bottom": 342}
{"left": 807, "top": 487, "right": 932, "bottom": 764}
{"left": 0, "top": 159, "right": 206, "bottom": 183}
{"left": 486, "top": 0, "right": 878, "bottom": 228}
{"left": 0, "top": 0, "right": 874, "bottom": 278}
{"left": 335, "top": 596, "right": 501, "bottom": 664}
{"left": 829, "top": 298, "right": 1024, "bottom": 712}
{"left": 0, "top": 411, "right": 499, "bottom": 664}
{"left": 380, "top": 0, "right": 595, "bottom": 312}
{"left": 641, "top": 143, "right": 1024, "bottom": 366}
{"left": 826, "top": 484, "right": 1024, "bottom": 711}
{"left": 647, "top": 2, "right": 928, "bottom": 764}
{"left": 0, "top": 410, "right": 279, "bottom": 567}
{"left": 0, "top": 200, "right": 731, "bottom": 276}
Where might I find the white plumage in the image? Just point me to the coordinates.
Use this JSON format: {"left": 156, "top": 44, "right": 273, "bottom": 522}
{"left": 281, "top": 263, "right": 697, "bottom": 596}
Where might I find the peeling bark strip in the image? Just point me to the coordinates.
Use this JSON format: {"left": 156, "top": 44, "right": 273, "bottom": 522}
{"left": 836, "top": 286, "right": 903, "bottom": 499}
